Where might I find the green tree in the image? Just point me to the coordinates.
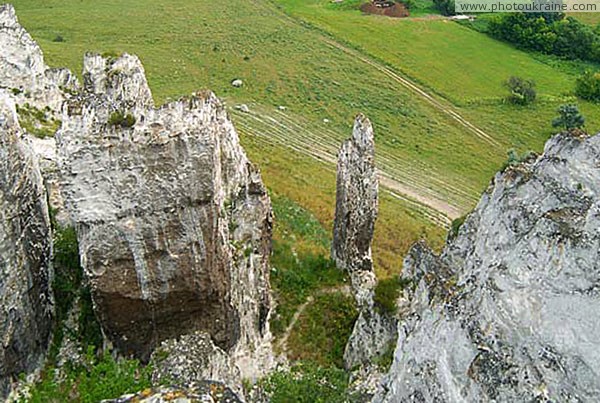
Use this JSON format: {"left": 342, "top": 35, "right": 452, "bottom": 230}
{"left": 433, "top": 0, "right": 455, "bottom": 16}
{"left": 552, "top": 104, "right": 585, "bottom": 131}
{"left": 575, "top": 71, "right": 600, "bottom": 102}
{"left": 504, "top": 76, "right": 537, "bottom": 105}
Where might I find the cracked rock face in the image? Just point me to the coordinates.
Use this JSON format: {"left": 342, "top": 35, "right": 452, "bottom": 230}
{"left": 0, "top": 92, "right": 53, "bottom": 398}
{"left": 0, "top": 4, "right": 78, "bottom": 112}
{"left": 0, "top": 4, "right": 78, "bottom": 227}
{"left": 378, "top": 132, "right": 600, "bottom": 402}
{"left": 57, "top": 54, "right": 273, "bottom": 378}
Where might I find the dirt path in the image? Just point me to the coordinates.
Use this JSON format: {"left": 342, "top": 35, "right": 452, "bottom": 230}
{"left": 276, "top": 285, "right": 352, "bottom": 357}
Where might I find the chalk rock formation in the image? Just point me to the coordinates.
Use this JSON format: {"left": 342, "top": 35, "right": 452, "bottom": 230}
{"left": 378, "top": 132, "right": 600, "bottom": 402}
{"left": 57, "top": 54, "right": 273, "bottom": 378}
{"left": 0, "top": 92, "right": 53, "bottom": 397}
{"left": 103, "top": 383, "right": 243, "bottom": 403}
{"left": 80, "top": 52, "right": 154, "bottom": 116}
{"left": 331, "top": 115, "right": 396, "bottom": 369}
{"left": 0, "top": 4, "right": 79, "bottom": 227}
{"left": 0, "top": 4, "right": 78, "bottom": 112}
{"left": 331, "top": 114, "right": 378, "bottom": 279}
{"left": 151, "top": 332, "right": 243, "bottom": 398}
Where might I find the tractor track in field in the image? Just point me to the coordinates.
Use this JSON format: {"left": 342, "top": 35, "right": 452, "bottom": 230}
{"left": 233, "top": 107, "right": 468, "bottom": 226}
{"left": 321, "top": 38, "right": 500, "bottom": 148}
{"left": 235, "top": 0, "right": 494, "bottom": 223}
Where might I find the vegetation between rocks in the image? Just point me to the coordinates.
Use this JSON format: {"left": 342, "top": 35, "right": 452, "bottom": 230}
{"left": 16, "top": 103, "right": 60, "bottom": 138}
{"left": 26, "top": 348, "right": 152, "bottom": 403}
{"left": 260, "top": 362, "right": 353, "bottom": 403}
{"left": 287, "top": 292, "right": 358, "bottom": 368}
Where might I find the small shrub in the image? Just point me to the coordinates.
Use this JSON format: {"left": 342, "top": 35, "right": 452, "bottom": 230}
{"left": 373, "top": 277, "right": 402, "bottom": 315}
{"left": 500, "top": 148, "right": 536, "bottom": 172}
{"left": 260, "top": 362, "right": 352, "bottom": 403}
{"left": 108, "top": 111, "right": 136, "bottom": 128}
{"left": 552, "top": 103, "right": 585, "bottom": 131}
{"left": 504, "top": 76, "right": 536, "bottom": 105}
{"left": 52, "top": 34, "right": 65, "bottom": 43}
{"left": 433, "top": 0, "right": 455, "bottom": 15}
{"left": 575, "top": 70, "right": 600, "bottom": 102}
{"left": 449, "top": 214, "right": 467, "bottom": 238}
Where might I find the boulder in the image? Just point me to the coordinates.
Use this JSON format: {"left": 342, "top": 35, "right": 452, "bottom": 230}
{"left": 151, "top": 331, "right": 243, "bottom": 398}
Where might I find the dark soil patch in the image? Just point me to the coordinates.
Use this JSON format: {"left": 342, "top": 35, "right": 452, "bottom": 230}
{"left": 360, "top": 1, "right": 410, "bottom": 18}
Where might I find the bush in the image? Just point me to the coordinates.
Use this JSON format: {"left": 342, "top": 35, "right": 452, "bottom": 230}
{"left": 52, "top": 34, "right": 65, "bottom": 43}
{"left": 504, "top": 76, "right": 536, "bottom": 105}
{"left": 552, "top": 103, "right": 585, "bottom": 130}
{"left": 449, "top": 214, "right": 467, "bottom": 238}
{"left": 373, "top": 277, "right": 402, "bottom": 315}
{"left": 575, "top": 71, "right": 600, "bottom": 102}
{"left": 433, "top": 0, "right": 455, "bottom": 16}
{"left": 47, "top": 223, "right": 103, "bottom": 364}
{"left": 260, "top": 362, "right": 352, "bottom": 403}
{"left": 108, "top": 111, "right": 136, "bottom": 128}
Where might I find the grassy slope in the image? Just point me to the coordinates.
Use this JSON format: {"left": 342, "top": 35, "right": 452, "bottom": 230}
{"left": 275, "top": 0, "right": 575, "bottom": 102}
{"left": 11, "top": 0, "right": 461, "bottom": 277}
{"left": 272, "top": 0, "right": 600, "bottom": 152}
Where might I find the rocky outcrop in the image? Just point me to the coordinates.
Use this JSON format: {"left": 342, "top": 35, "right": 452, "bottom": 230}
{"left": 0, "top": 4, "right": 78, "bottom": 113}
{"left": 151, "top": 332, "right": 243, "bottom": 398}
{"left": 0, "top": 4, "right": 78, "bottom": 227}
{"left": 103, "top": 383, "right": 243, "bottom": 403}
{"left": 331, "top": 114, "right": 378, "bottom": 278}
{"left": 378, "top": 132, "right": 600, "bottom": 402}
{"left": 331, "top": 115, "right": 397, "bottom": 370}
{"left": 57, "top": 53, "right": 274, "bottom": 378}
{"left": 0, "top": 92, "right": 53, "bottom": 397}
